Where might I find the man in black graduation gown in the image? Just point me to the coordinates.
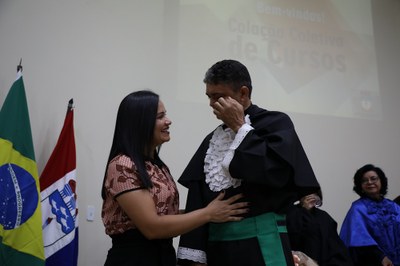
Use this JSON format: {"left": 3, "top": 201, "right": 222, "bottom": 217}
{"left": 286, "top": 191, "right": 354, "bottom": 266}
{"left": 176, "top": 59, "right": 320, "bottom": 266}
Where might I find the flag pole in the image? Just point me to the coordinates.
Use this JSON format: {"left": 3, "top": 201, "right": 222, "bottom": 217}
{"left": 17, "top": 58, "right": 23, "bottom": 72}
{"left": 68, "top": 98, "right": 74, "bottom": 113}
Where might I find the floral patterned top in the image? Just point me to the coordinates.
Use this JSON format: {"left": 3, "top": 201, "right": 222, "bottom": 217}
{"left": 102, "top": 154, "right": 179, "bottom": 235}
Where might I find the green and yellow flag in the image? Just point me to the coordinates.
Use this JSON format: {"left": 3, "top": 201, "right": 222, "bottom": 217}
{"left": 0, "top": 70, "right": 45, "bottom": 265}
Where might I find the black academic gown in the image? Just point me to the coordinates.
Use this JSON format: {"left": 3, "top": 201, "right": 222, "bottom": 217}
{"left": 177, "top": 104, "right": 320, "bottom": 266}
{"left": 286, "top": 206, "right": 354, "bottom": 266}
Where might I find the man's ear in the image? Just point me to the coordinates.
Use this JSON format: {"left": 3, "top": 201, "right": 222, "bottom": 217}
{"left": 239, "top": 86, "right": 250, "bottom": 99}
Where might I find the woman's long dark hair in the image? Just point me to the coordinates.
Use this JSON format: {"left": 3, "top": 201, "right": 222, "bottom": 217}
{"left": 101, "top": 90, "right": 163, "bottom": 199}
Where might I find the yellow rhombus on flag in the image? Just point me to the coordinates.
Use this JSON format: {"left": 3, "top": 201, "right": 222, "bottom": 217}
{"left": 0, "top": 70, "right": 45, "bottom": 266}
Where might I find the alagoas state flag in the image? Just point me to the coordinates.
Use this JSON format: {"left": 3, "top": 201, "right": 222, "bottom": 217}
{"left": 0, "top": 70, "right": 45, "bottom": 265}
{"left": 40, "top": 99, "right": 78, "bottom": 266}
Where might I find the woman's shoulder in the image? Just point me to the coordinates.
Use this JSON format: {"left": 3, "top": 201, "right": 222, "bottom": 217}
{"left": 350, "top": 197, "right": 399, "bottom": 214}
{"left": 108, "top": 154, "right": 137, "bottom": 173}
{"left": 382, "top": 198, "right": 400, "bottom": 213}
{"left": 105, "top": 154, "right": 143, "bottom": 195}
{"left": 110, "top": 154, "right": 133, "bottom": 166}
{"left": 348, "top": 198, "right": 367, "bottom": 211}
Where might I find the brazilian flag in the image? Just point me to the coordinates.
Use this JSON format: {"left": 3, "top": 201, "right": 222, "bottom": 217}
{"left": 0, "top": 71, "right": 45, "bottom": 265}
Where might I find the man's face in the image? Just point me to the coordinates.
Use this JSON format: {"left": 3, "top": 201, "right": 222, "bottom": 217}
{"left": 205, "top": 83, "right": 241, "bottom": 108}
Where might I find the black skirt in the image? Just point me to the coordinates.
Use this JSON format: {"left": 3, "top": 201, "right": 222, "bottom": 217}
{"left": 105, "top": 229, "right": 176, "bottom": 266}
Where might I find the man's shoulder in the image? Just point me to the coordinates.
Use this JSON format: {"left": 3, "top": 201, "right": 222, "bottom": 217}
{"left": 249, "top": 104, "right": 290, "bottom": 119}
{"left": 249, "top": 105, "right": 292, "bottom": 128}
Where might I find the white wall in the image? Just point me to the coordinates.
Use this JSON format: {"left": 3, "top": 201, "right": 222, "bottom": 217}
{"left": 0, "top": 1, "right": 399, "bottom": 265}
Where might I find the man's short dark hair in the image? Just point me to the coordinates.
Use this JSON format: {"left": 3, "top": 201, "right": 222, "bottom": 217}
{"left": 203, "top": 59, "right": 252, "bottom": 97}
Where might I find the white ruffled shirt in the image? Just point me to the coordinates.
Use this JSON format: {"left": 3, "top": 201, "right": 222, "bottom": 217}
{"left": 204, "top": 114, "right": 253, "bottom": 192}
{"left": 177, "top": 115, "right": 254, "bottom": 263}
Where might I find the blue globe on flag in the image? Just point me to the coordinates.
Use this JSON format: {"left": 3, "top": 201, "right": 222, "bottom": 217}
{"left": 0, "top": 163, "right": 38, "bottom": 230}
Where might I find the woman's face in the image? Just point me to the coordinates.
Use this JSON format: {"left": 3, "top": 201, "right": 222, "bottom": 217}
{"left": 361, "top": 170, "right": 382, "bottom": 199}
{"left": 151, "top": 100, "right": 172, "bottom": 149}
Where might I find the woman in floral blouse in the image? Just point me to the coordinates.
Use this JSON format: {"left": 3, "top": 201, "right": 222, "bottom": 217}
{"left": 101, "top": 90, "right": 248, "bottom": 266}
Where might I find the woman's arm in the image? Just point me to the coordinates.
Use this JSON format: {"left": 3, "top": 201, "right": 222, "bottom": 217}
{"left": 117, "top": 190, "right": 248, "bottom": 239}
